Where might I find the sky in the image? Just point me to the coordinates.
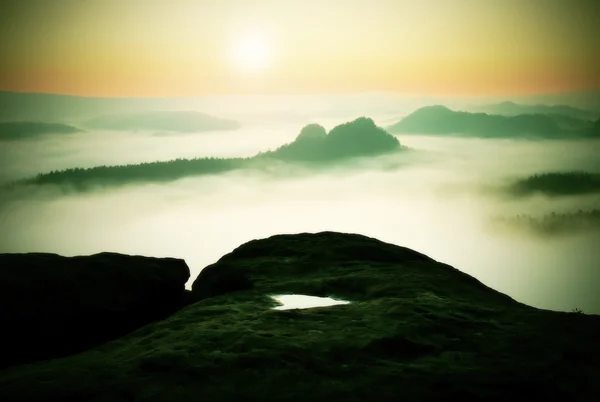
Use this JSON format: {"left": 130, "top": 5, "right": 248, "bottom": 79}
{"left": 1, "top": 0, "right": 600, "bottom": 97}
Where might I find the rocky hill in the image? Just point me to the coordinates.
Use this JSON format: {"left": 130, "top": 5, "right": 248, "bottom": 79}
{"left": 0, "top": 232, "right": 598, "bottom": 401}
{"left": 14, "top": 117, "right": 405, "bottom": 191}
{"left": 262, "top": 117, "right": 403, "bottom": 163}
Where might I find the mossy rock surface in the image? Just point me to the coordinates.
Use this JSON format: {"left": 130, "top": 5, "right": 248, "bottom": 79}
{"left": 1, "top": 232, "right": 599, "bottom": 402}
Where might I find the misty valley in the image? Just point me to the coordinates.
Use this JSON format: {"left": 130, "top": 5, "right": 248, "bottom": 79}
{"left": 1, "top": 92, "right": 599, "bottom": 316}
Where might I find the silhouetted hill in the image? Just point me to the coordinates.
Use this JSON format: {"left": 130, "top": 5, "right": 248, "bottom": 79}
{"left": 0, "top": 121, "right": 82, "bottom": 141}
{"left": 1, "top": 232, "right": 598, "bottom": 401}
{"left": 84, "top": 111, "right": 240, "bottom": 132}
{"left": 263, "top": 117, "right": 403, "bottom": 162}
{"left": 543, "top": 113, "right": 594, "bottom": 131}
{"left": 13, "top": 118, "right": 405, "bottom": 190}
{"left": 0, "top": 252, "right": 190, "bottom": 370}
{"left": 508, "top": 171, "right": 600, "bottom": 197}
{"left": 517, "top": 90, "right": 600, "bottom": 111}
{"left": 476, "top": 101, "right": 599, "bottom": 121}
{"left": 387, "top": 105, "right": 576, "bottom": 138}
{"left": 20, "top": 157, "right": 249, "bottom": 191}
{"left": 0, "top": 91, "right": 179, "bottom": 122}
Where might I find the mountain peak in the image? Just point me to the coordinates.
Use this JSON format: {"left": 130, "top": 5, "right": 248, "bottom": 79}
{"left": 418, "top": 105, "right": 453, "bottom": 113}
{"left": 350, "top": 116, "right": 377, "bottom": 125}
{"left": 269, "top": 117, "right": 402, "bottom": 162}
{"left": 497, "top": 101, "right": 518, "bottom": 106}
{"left": 295, "top": 123, "right": 327, "bottom": 141}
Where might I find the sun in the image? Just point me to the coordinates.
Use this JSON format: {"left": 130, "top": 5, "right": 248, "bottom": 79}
{"left": 231, "top": 34, "right": 272, "bottom": 71}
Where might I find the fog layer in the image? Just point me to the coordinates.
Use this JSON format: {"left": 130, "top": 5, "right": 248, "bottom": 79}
{"left": 0, "top": 95, "right": 599, "bottom": 314}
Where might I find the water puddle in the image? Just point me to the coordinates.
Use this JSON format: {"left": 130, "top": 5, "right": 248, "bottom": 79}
{"left": 271, "top": 294, "right": 350, "bottom": 310}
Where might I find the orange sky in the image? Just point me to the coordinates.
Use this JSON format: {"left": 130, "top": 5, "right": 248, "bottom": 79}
{"left": 1, "top": 0, "right": 599, "bottom": 97}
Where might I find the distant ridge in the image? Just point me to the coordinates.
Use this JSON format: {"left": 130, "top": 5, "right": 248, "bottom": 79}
{"left": 11, "top": 117, "right": 405, "bottom": 191}
{"left": 84, "top": 111, "right": 241, "bottom": 133}
{"left": 0, "top": 121, "right": 82, "bottom": 141}
{"left": 475, "top": 101, "right": 599, "bottom": 121}
{"left": 387, "top": 105, "right": 594, "bottom": 138}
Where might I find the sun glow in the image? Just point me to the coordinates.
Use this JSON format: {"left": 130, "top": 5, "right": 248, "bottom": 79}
{"left": 231, "top": 33, "right": 272, "bottom": 71}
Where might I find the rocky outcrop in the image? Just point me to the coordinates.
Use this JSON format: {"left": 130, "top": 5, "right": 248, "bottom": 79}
{"left": 294, "top": 123, "right": 327, "bottom": 142}
{"left": 265, "top": 117, "right": 404, "bottom": 162}
{"left": 191, "top": 260, "right": 253, "bottom": 300}
{"left": 1, "top": 232, "right": 599, "bottom": 402}
{"left": 591, "top": 118, "right": 600, "bottom": 136}
{"left": 0, "top": 252, "right": 190, "bottom": 369}
{"left": 191, "top": 231, "right": 515, "bottom": 305}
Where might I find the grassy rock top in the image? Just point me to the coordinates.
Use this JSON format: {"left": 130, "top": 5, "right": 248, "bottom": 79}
{"left": 1, "top": 232, "right": 599, "bottom": 402}
{"left": 192, "top": 232, "right": 517, "bottom": 307}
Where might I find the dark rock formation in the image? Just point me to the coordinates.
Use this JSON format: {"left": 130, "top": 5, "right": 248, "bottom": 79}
{"left": 192, "top": 260, "right": 253, "bottom": 300}
{"left": 191, "top": 231, "right": 513, "bottom": 305}
{"left": 294, "top": 123, "right": 327, "bottom": 142}
{"left": 1, "top": 232, "right": 599, "bottom": 402}
{"left": 0, "top": 252, "right": 190, "bottom": 369}
{"left": 591, "top": 118, "right": 600, "bottom": 136}
{"left": 265, "top": 117, "right": 403, "bottom": 162}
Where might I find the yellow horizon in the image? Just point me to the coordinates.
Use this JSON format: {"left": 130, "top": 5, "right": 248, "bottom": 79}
{"left": 1, "top": 0, "right": 599, "bottom": 98}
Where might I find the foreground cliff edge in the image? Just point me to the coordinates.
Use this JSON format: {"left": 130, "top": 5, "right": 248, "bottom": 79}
{"left": 1, "top": 231, "right": 598, "bottom": 401}
{"left": 0, "top": 253, "right": 191, "bottom": 370}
